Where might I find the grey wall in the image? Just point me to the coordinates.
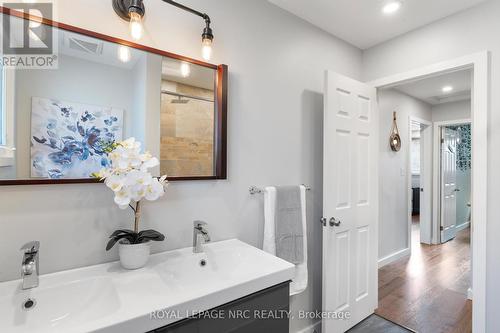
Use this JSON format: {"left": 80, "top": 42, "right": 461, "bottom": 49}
{"left": 363, "top": 1, "right": 499, "bottom": 330}
{"left": 0, "top": 1, "right": 362, "bottom": 332}
{"left": 378, "top": 89, "right": 432, "bottom": 260}
{"left": 432, "top": 100, "right": 471, "bottom": 122}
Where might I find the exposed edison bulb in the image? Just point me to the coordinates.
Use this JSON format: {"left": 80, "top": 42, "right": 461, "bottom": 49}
{"left": 180, "top": 62, "right": 191, "bottom": 77}
{"left": 118, "top": 45, "right": 131, "bottom": 63}
{"left": 129, "top": 11, "right": 143, "bottom": 41}
{"left": 202, "top": 38, "right": 213, "bottom": 61}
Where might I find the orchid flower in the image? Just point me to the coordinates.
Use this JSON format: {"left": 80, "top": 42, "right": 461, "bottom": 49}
{"left": 94, "top": 137, "right": 168, "bottom": 209}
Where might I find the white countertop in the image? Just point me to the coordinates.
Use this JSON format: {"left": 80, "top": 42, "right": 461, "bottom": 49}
{"left": 0, "top": 239, "right": 294, "bottom": 333}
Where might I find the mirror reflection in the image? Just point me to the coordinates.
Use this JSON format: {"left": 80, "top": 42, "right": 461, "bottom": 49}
{"left": 0, "top": 14, "right": 219, "bottom": 182}
{"left": 160, "top": 58, "right": 215, "bottom": 177}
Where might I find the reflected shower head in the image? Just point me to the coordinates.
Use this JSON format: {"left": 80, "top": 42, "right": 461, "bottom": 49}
{"left": 171, "top": 96, "right": 189, "bottom": 104}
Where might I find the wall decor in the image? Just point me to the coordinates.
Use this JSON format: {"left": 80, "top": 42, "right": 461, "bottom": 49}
{"left": 31, "top": 97, "right": 124, "bottom": 179}
{"left": 449, "top": 124, "right": 472, "bottom": 171}
{"left": 390, "top": 111, "right": 402, "bottom": 152}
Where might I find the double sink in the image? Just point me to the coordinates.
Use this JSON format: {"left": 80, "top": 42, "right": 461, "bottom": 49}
{"left": 0, "top": 239, "right": 295, "bottom": 333}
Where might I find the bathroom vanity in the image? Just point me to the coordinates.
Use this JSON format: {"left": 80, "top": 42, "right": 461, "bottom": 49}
{"left": 0, "top": 239, "right": 294, "bottom": 333}
{"left": 152, "top": 282, "right": 290, "bottom": 333}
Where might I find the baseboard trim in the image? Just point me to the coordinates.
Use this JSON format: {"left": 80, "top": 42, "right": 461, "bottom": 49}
{"left": 456, "top": 221, "right": 471, "bottom": 232}
{"left": 468, "top": 287, "right": 473, "bottom": 300}
{"left": 378, "top": 248, "right": 411, "bottom": 268}
{"left": 295, "top": 320, "right": 321, "bottom": 333}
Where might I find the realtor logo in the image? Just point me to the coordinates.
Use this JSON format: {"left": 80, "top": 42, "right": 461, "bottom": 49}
{"left": 1, "top": 2, "right": 58, "bottom": 68}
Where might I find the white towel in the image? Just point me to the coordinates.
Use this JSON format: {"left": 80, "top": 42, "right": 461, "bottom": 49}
{"left": 264, "top": 185, "right": 308, "bottom": 296}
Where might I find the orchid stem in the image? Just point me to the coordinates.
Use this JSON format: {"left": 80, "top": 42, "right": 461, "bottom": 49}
{"left": 134, "top": 201, "right": 141, "bottom": 233}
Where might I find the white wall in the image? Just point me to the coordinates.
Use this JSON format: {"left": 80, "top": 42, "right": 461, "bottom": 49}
{"left": 432, "top": 100, "right": 471, "bottom": 122}
{"left": 363, "top": 1, "right": 499, "bottom": 330}
{"left": 131, "top": 53, "right": 162, "bottom": 176}
{"left": 378, "top": 89, "right": 432, "bottom": 260}
{"left": 0, "top": 1, "right": 362, "bottom": 332}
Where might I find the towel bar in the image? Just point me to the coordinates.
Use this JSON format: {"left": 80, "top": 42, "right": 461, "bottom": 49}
{"left": 249, "top": 185, "right": 311, "bottom": 195}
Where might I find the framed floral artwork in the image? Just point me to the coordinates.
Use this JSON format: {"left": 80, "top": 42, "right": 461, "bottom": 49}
{"left": 30, "top": 97, "right": 124, "bottom": 179}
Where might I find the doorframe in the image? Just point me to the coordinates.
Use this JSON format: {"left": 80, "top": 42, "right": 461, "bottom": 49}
{"left": 433, "top": 118, "right": 472, "bottom": 244}
{"left": 407, "top": 116, "right": 433, "bottom": 249}
{"left": 368, "top": 51, "right": 489, "bottom": 333}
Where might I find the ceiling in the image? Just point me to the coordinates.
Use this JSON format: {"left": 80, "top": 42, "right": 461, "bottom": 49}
{"left": 268, "top": 0, "right": 487, "bottom": 49}
{"left": 393, "top": 69, "right": 472, "bottom": 105}
{"left": 58, "top": 29, "right": 215, "bottom": 91}
{"left": 162, "top": 58, "right": 215, "bottom": 90}
{"left": 59, "top": 30, "right": 143, "bottom": 70}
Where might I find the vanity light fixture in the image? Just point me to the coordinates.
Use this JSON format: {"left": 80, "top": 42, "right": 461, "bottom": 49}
{"left": 382, "top": 1, "right": 402, "bottom": 15}
{"left": 112, "top": 0, "right": 215, "bottom": 60}
{"left": 112, "top": 0, "right": 145, "bottom": 40}
{"left": 118, "top": 45, "right": 131, "bottom": 63}
{"left": 442, "top": 85, "right": 454, "bottom": 93}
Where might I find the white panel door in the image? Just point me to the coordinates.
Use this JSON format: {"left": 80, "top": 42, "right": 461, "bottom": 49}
{"left": 441, "top": 127, "right": 458, "bottom": 243}
{"left": 322, "top": 71, "right": 378, "bottom": 333}
{"left": 419, "top": 123, "right": 433, "bottom": 244}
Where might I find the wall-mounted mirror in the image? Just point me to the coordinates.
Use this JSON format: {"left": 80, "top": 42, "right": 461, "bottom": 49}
{"left": 0, "top": 8, "right": 227, "bottom": 185}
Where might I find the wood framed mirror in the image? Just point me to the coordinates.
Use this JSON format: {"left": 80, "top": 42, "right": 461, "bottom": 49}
{"left": 0, "top": 6, "right": 227, "bottom": 186}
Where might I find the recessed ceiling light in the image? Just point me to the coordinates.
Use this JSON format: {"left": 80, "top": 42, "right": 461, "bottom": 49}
{"left": 442, "top": 86, "right": 454, "bottom": 93}
{"left": 382, "top": 1, "right": 402, "bottom": 15}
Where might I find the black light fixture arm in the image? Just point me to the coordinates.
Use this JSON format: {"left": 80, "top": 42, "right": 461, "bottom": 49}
{"left": 113, "top": 0, "right": 214, "bottom": 57}
{"left": 160, "top": 0, "right": 213, "bottom": 41}
{"left": 161, "top": 0, "right": 211, "bottom": 26}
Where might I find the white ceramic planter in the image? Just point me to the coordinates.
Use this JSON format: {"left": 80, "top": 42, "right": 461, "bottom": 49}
{"left": 118, "top": 241, "right": 151, "bottom": 270}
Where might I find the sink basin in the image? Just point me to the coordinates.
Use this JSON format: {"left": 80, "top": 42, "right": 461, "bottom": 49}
{"left": 0, "top": 239, "right": 294, "bottom": 333}
{"left": 0, "top": 277, "right": 120, "bottom": 332}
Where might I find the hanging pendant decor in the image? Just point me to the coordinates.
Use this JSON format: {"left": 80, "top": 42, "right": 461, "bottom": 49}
{"left": 390, "top": 111, "right": 402, "bottom": 152}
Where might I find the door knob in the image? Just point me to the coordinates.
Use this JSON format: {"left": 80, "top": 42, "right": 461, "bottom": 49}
{"left": 320, "top": 217, "right": 327, "bottom": 227}
{"left": 329, "top": 217, "right": 341, "bottom": 227}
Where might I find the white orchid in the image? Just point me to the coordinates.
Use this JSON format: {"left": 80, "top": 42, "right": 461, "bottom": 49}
{"left": 94, "top": 137, "right": 168, "bottom": 210}
{"left": 94, "top": 138, "right": 168, "bottom": 252}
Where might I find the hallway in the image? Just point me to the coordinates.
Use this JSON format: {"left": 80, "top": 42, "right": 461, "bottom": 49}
{"left": 376, "top": 223, "right": 471, "bottom": 333}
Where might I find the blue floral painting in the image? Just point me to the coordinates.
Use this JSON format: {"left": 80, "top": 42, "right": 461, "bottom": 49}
{"left": 31, "top": 97, "right": 124, "bottom": 179}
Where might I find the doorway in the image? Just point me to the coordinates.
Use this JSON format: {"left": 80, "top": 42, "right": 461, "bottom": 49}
{"left": 321, "top": 52, "right": 488, "bottom": 333}
{"left": 372, "top": 63, "right": 479, "bottom": 333}
{"left": 434, "top": 120, "right": 472, "bottom": 245}
{"left": 409, "top": 117, "right": 432, "bottom": 248}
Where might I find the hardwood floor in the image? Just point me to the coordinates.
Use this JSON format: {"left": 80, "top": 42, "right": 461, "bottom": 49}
{"left": 376, "top": 218, "right": 472, "bottom": 333}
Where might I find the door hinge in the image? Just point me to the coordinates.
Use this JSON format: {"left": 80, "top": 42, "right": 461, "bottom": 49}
{"left": 441, "top": 138, "right": 445, "bottom": 144}
{"left": 440, "top": 226, "right": 444, "bottom": 231}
